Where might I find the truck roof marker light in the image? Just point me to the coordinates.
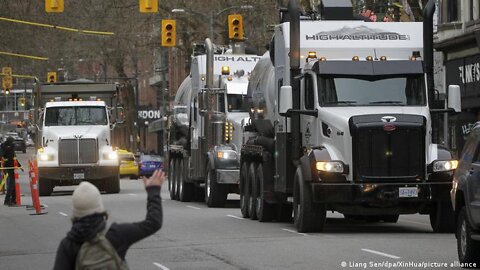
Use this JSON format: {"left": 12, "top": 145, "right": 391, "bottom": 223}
{"left": 227, "top": 76, "right": 233, "bottom": 81}
{"left": 366, "top": 56, "right": 373, "bottom": 61}
{"left": 380, "top": 56, "right": 387, "bottom": 61}
{"left": 352, "top": 56, "right": 360, "bottom": 61}
{"left": 221, "top": 66, "right": 230, "bottom": 75}
{"left": 97, "top": 98, "right": 102, "bottom": 101}
{"left": 201, "top": 76, "right": 205, "bottom": 81}
{"left": 68, "top": 98, "right": 73, "bottom": 101}
{"left": 319, "top": 57, "right": 327, "bottom": 62}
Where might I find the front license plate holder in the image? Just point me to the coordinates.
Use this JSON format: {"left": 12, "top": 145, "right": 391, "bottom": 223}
{"left": 73, "top": 172, "right": 85, "bottom": 180}
{"left": 399, "top": 187, "right": 418, "bottom": 198}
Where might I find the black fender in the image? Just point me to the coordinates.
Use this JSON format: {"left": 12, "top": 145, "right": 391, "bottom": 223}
{"left": 437, "top": 145, "right": 454, "bottom": 160}
{"left": 300, "top": 147, "right": 332, "bottom": 182}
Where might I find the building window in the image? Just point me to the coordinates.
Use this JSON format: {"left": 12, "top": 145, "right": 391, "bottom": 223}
{"left": 442, "top": 0, "right": 460, "bottom": 22}
{"left": 470, "top": 0, "right": 474, "bottom": 21}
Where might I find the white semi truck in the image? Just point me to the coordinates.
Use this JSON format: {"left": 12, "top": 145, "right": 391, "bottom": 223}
{"left": 240, "top": 0, "right": 462, "bottom": 233}
{"left": 168, "top": 40, "right": 260, "bottom": 207}
{"left": 34, "top": 81, "right": 122, "bottom": 196}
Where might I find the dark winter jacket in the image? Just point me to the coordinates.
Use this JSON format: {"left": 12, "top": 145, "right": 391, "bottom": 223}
{"left": 53, "top": 186, "right": 162, "bottom": 270}
{"left": 1, "top": 138, "right": 21, "bottom": 168}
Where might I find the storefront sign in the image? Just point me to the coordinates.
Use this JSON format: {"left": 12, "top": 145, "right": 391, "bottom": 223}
{"left": 138, "top": 110, "right": 161, "bottom": 120}
{"left": 445, "top": 54, "right": 480, "bottom": 109}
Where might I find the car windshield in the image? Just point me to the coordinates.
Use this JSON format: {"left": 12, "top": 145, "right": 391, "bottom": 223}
{"left": 141, "top": 155, "right": 162, "bottom": 162}
{"left": 227, "top": 94, "right": 247, "bottom": 112}
{"left": 45, "top": 106, "right": 107, "bottom": 126}
{"left": 318, "top": 75, "right": 426, "bottom": 107}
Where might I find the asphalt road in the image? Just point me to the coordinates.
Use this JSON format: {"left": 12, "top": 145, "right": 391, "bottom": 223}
{"left": 0, "top": 148, "right": 464, "bottom": 270}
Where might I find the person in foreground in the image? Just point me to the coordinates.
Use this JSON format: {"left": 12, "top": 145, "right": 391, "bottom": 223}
{"left": 53, "top": 169, "right": 165, "bottom": 269}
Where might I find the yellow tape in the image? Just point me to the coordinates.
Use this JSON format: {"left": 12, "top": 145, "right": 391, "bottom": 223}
{"left": 0, "top": 51, "right": 49, "bottom": 61}
{"left": 0, "top": 174, "right": 6, "bottom": 190}
{"left": 0, "top": 167, "right": 23, "bottom": 170}
{"left": 0, "top": 16, "right": 114, "bottom": 36}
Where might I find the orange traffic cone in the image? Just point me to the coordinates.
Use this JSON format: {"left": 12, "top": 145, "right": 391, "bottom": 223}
{"left": 14, "top": 159, "right": 21, "bottom": 206}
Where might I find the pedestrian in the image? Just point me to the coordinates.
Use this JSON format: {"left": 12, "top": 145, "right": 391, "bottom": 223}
{"left": 2, "top": 136, "right": 22, "bottom": 206}
{"left": 53, "top": 169, "right": 165, "bottom": 269}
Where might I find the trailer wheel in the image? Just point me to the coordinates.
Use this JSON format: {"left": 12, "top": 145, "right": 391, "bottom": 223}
{"left": 240, "top": 162, "right": 250, "bottom": 218}
{"left": 105, "top": 176, "right": 120, "bottom": 194}
{"left": 457, "top": 207, "right": 480, "bottom": 265}
{"left": 168, "top": 158, "right": 177, "bottom": 200}
{"left": 38, "top": 178, "right": 53, "bottom": 196}
{"left": 293, "top": 167, "right": 326, "bottom": 233}
{"left": 178, "top": 158, "right": 194, "bottom": 202}
{"left": 430, "top": 201, "right": 455, "bottom": 233}
{"left": 248, "top": 163, "right": 258, "bottom": 220}
{"left": 255, "top": 163, "right": 274, "bottom": 222}
{"left": 205, "top": 163, "right": 227, "bottom": 207}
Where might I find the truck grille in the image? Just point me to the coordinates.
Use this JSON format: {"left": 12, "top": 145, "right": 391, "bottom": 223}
{"left": 350, "top": 115, "right": 425, "bottom": 182}
{"left": 59, "top": 139, "right": 97, "bottom": 164}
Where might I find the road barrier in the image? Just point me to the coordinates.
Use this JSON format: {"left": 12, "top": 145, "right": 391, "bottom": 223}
{"left": 27, "top": 160, "right": 47, "bottom": 215}
{"left": 14, "top": 159, "right": 21, "bottom": 206}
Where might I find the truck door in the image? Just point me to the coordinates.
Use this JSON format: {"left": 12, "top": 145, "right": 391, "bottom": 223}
{"left": 301, "top": 73, "right": 318, "bottom": 148}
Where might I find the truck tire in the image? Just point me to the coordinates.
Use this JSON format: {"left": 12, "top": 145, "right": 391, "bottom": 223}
{"left": 105, "top": 176, "right": 120, "bottom": 194}
{"left": 248, "top": 163, "right": 258, "bottom": 220}
{"left": 293, "top": 167, "right": 326, "bottom": 233}
{"left": 178, "top": 159, "right": 194, "bottom": 202}
{"left": 174, "top": 159, "right": 182, "bottom": 200}
{"left": 430, "top": 201, "right": 455, "bottom": 233}
{"left": 255, "top": 163, "right": 274, "bottom": 222}
{"left": 457, "top": 207, "right": 480, "bottom": 265}
{"left": 168, "top": 158, "right": 177, "bottom": 200}
{"left": 205, "top": 163, "right": 227, "bottom": 207}
{"left": 240, "top": 162, "right": 250, "bottom": 218}
{"left": 38, "top": 178, "right": 53, "bottom": 196}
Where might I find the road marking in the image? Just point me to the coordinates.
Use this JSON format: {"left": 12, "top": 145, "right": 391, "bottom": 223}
{"left": 128, "top": 193, "right": 136, "bottom": 196}
{"left": 59, "top": 212, "right": 68, "bottom": 217}
{"left": 400, "top": 219, "right": 430, "bottom": 227}
{"left": 361, "top": 248, "right": 401, "bottom": 259}
{"left": 281, "top": 228, "right": 308, "bottom": 236}
{"left": 42, "top": 204, "right": 48, "bottom": 208}
{"left": 153, "top": 262, "right": 170, "bottom": 270}
{"left": 186, "top": 205, "right": 201, "bottom": 210}
{"left": 227, "top": 214, "right": 245, "bottom": 220}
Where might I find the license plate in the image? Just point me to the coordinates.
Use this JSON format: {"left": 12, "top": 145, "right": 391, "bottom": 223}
{"left": 149, "top": 165, "right": 156, "bottom": 168}
{"left": 74, "top": 173, "right": 85, "bottom": 180}
{"left": 399, "top": 187, "right": 418, "bottom": 198}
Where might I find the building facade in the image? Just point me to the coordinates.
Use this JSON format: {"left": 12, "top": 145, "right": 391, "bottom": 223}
{"left": 435, "top": 0, "right": 480, "bottom": 156}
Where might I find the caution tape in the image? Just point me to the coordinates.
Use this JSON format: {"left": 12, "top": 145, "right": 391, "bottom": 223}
{"left": 0, "top": 16, "right": 115, "bottom": 36}
{"left": 0, "top": 51, "right": 48, "bottom": 61}
{"left": 0, "top": 72, "right": 37, "bottom": 79}
{"left": 0, "top": 166, "right": 23, "bottom": 170}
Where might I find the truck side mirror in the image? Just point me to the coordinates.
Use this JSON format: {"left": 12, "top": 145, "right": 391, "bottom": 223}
{"left": 112, "top": 106, "right": 125, "bottom": 125}
{"left": 447, "top": 85, "right": 461, "bottom": 113}
{"left": 279, "top": 86, "right": 292, "bottom": 115}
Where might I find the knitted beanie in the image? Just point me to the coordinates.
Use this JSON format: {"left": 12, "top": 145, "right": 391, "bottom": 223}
{"left": 72, "top": 182, "right": 105, "bottom": 218}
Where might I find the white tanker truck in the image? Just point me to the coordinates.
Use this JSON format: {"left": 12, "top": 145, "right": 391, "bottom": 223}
{"left": 168, "top": 40, "right": 260, "bottom": 206}
{"left": 239, "top": 0, "right": 462, "bottom": 233}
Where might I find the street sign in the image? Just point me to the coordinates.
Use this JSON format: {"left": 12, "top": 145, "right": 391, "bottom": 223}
{"left": 2, "top": 67, "right": 13, "bottom": 90}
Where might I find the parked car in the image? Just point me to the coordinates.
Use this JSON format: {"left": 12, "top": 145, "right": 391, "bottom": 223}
{"left": 451, "top": 123, "right": 480, "bottom": 266}
{"left": 138, "top": 155, "right": 163, "bottom": 177}
{"left": 118, "top": 149, "right": 139, "bottom": 179}
{"left": 13, "top": 137, "right": 26, "bottom": 153}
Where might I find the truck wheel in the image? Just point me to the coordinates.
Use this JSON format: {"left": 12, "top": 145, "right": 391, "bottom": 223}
{"left": 178, "top": 159, "right": 194, "bottom": 202}
{"left": 105, "top": 176, "right": 120, "bottom": 194}
{"left": 240, "top": 162, "right": 250, "bottom": 218}
{"left": 457, "top": 207, "right": 480, "bottom": 265}
{"left": 248, "top": 163, "right": 258, "bottom": 220}
{"left": 38, "top": 178, "right": 53, "bottom": 196}
{"left": 174, "top": 159, "right": 182, "bottom": 200}
{"left": 293, "top": 167, "right": 326, "bottom": 233}
{"left": 430, "top": 201, "right": 455, "bottom": 233}
{"left": 255, "top": 163, "right": 274, "bottom": 222}
{"left": 168, "top": 158, "right": 177, "bottom": 200}
{"left": 205, "top": 163, "right": 227, "bottom": 207}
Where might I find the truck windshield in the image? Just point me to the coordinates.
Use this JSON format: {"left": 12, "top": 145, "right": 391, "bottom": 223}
{"left": 318, "top": 75, "right": 426, "bottom": 106}
{"left": 227, "top": 94, "right": 247, "bottom": 112}
{"left": 44, "top": 106, "right": 107, "bottom": 126}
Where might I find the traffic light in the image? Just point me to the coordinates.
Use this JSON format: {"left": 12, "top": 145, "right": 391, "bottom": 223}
{"left": 228, "top": 14, "right": 244, "bottom": 40}
{"left": 47, "top": 71, "right": 57, "bottom": 83}
{"left": 2, "top": 67, "right": 13, "bottom": 92}
{"left": 161, "top": 20, "right": 176, "bottom": 47}
{"left": 18, "top": 97, "right": 26, "bottom": 107}
{"left": 45, "top": 0, "right": 64, "bottom": 13}
{"left": 139, "top": 0, "right": 158, "bottom": 13}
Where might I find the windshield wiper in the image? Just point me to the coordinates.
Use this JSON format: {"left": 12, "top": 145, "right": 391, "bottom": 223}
{"left": 324, "top": 101, "right": 357, "bottom": 105}
{"left": 369, "top": 101, "right": 403, "bottom": 104}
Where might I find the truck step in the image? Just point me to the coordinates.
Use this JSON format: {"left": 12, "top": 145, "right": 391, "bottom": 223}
{"left": 471, "top": 234, "right": 480, "bottom": 241}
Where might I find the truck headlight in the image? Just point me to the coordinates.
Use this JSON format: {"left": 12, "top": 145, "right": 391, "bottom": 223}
{"left": 316, "top": 161, "right": 344, "bottom": 173}
{"left": 432, "top": 160, "right": 458, "bottom": 172}
{"left": 103, "top": 152, "right": 118, "bottom": 160}
{"left": 39, "top": 153, "right": 54, "bottom": 161}
{"left": 217, "top": 150, "right": 237, "bottom": 160}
